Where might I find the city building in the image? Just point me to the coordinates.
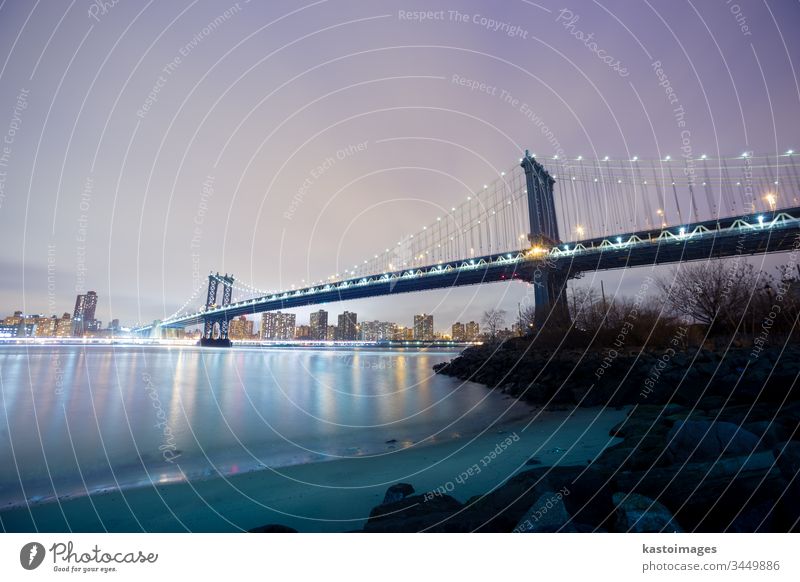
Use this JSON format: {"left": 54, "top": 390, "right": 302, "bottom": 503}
{"left": 465, "top": 321, "right": 480, "bottom": 341}
{"left": 413, "top": 313, "right": 434, "bottom": 341}
{"left": 360, "top": 320, "right": 397, "bottom": 341}
{"left": 326, "top": 325, "right": 337, "bottom": 341}
{"left": 229, "top": 316, "right": 254, "bottom": 340}
{"left": 309, "top": 310, "right": 328, "bottom": 340}
{"left": 261, "top": 311, "right": 296, "bottom": 340}
{"left": 72, "top": 291, "right": 98, "bottom": 335}
{"left": 295, "top": 325, "right": 312, "bottom": 340}
{"left": 2, "top": 310, "right": 23, "bottom": 326}
{"left": 55, "top": 313, "right": 72, "bottom": 337}
{"left": 452, "top": 322, "right": 466, "bottom": 341}
{"left": 337, "top": 311, "right": 358, "bottom": 341}
{"left": 35, "top": 315, "right": 58, "bottom": 337}
{"left": 0, "top": 321, "right": 34, "bottom": 337}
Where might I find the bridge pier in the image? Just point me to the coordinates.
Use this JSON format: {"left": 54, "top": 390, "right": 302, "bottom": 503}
{"left": 199, "top": 273, "right": 234, "bottom": 348}
{"left": 520, "top": 150, "right": 570, "bottom": 328}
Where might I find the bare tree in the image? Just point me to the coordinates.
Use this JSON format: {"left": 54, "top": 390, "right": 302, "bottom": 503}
{"left": 657, "top": 260, "right": 762, "bottom": 333}
{"left": 482, "top": 309, "right": 507, "bottom": 341}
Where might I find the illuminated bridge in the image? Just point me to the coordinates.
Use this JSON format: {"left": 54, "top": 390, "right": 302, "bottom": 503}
{"left": 133, "top": 149, "right": 800, "bottom": 346}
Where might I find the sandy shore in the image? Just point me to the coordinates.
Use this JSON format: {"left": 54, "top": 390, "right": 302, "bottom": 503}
{"left": 0, "top": 406, "right": 627, "bottom": 532}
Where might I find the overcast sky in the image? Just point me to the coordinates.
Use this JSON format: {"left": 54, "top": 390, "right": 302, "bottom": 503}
{"left": 0, "top": 0, "right": 798, "bottom": 331}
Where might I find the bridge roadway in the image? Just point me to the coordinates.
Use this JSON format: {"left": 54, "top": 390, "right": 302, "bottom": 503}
{"left": 144, "top": 207, "right": 800, "bottom": 331}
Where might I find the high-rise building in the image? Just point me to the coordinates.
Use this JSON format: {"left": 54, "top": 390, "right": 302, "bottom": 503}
{"left": 326, "top": 325, "right": 337, "bottom": 341}
{"left": 295, "top": 325, "right": 312, "bottom": 340}
{"left": 229, "top": 316, "right": 254, "bottom": 340}
{"left": 337, "top": 311, "right": 358, "bottom": 341}
{"left": 310, "top": 310, "right": 328, "bottom": 340}
{"left": 413, "top": 314, "right": 434, "bottom": 341}
{"left": 72, "top": 291, "right": 98, "bottom": 335}
{"left": 452, "top": 322, "right": 466, "bottom": 341}
{"left": 261, "top": 311, "right": 296, "bottom": 340}
{"left": 360, "top": 320, "right": 397, "bottom": 341}
{"left": 465, "top": 321, "right": 480, "bottom": 341}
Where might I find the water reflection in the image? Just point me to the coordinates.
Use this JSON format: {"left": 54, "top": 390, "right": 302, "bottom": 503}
{"left": 0, "top": 345, "right": 528, "bottom": 506}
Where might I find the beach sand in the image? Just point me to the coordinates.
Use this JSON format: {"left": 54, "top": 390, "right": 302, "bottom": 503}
{"left": 0, "top": 406, "right": 627, "bottom": 532}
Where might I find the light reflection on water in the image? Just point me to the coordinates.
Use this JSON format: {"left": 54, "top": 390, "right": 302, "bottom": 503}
{"left": 0, "top": 345, "right": 529, "bottom": 507}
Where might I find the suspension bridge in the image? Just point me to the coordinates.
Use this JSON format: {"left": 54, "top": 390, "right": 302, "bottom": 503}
{"left": 133, "top": 149, "right": 800, "bottom": 346}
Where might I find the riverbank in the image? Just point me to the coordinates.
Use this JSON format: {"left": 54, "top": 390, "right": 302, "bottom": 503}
{"left": 0, "top": 406, "right": 626, "bottom": 532}
{"left": 418, "top": 341, "right": 800, "bottom": 532}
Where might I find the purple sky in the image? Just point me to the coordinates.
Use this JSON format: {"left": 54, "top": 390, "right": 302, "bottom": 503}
{"left": 0, "top": 0, "right": 798, "bottom": 331}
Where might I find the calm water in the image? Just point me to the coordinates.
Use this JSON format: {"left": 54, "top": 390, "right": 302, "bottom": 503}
{"left": 0, "top": 345, "right": 528, "bottom": 507}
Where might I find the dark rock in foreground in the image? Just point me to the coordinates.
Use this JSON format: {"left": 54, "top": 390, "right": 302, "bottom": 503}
{"left": 381, "top": 483, "right": 415, "bottom": 505}
{"left": 612, "top": 492, "right": 683, "bottom": 532}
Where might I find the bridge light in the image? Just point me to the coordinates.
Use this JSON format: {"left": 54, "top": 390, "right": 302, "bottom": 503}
{"left": 664, "top": 155, "right": 671, "bottom": 161}
{"left": 617, "top": 179, "right": 622, "bottom": 184}
{"left": 577, "top": 155, "right": 582, "bottom": 160}
{"left": 656, "top": 208, "right": 664, "bottom": 215}
{"left": 616, "top": 237, "right": 622, "bottom": 243}
{"left": 571, "top": 176, "right": 575, "bottom": 180}
{"left": 787, "top": 150, "right": 794, "bottom": 155}
{"left": 563, "top": 244, "right": 569, "bottom": 251}
{"left": 484, "top": 184, "right": 488, "bottom": 189}
{"left": 741, "top": 152, "right": 749, "bottom": 158}
{"left": 632, "top": 156, "right": 638, "bottom": 161}
{"left": 451, "top": 207, "right": 456, "bottom": 211}
{"left": 594, "top": 178, "right": 598, "bottom": 182}
{"left": 437, "top": 217, "right": 441, "bottom": 221}
{"left": 553, "top": 155, "right": 558, "bottom": 159}
{"left": 576, "top": 225, "right": 585, "bottom": 237}
{"left": 679, "top": 227, "right": 686, "bottom": 236}
{"left": 603, "top": 156, "right": 609, "bottom": 161}
{"left": 758, "top": 215, "right": 764, "bottom": 223}
{"left": 701, "top": 154, "right": 707, "bottom": 159}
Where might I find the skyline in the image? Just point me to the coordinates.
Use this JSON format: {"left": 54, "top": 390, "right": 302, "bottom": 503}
{"left": 1, "top": 1, "right": 799, "bottom": 332}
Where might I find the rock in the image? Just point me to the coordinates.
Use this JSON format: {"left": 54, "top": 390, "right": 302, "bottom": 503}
{"left": 514, "top": 490, "right": 575, "bottom": 532}
{"left": 666, "top": 420, "right": 760, "bottom": 463}
{"left": 613, "top": 452, "right": 783, "bottom": 531}
{"left": 773, "top": 441, "right": 800, "bottom": 482}
{"left": 612, "top": 492, "right": 683, "bottom": 532}
{"left": 382, "top": 483, "right": 415, "bottom": 505}
{"left": 364, "top": 494, "right": 463, "bottom": 532}
{"left": 249, "top": 524, "right": 297, "bottom": 533}
{"left": 744, "top": 421, "right": 787, "bottom": 447}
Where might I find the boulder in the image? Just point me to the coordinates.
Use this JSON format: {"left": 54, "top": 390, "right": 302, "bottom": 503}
{"left": 364, "top": 494, "right": 463, "bottom": 532}
{"left": 666, "top": 420, "right": 760, "bottom": 463}
{"left": 381, "top": 483, "right": 415, "bottom": 505}
{"left": 514, "top": 490, "right": 575, "bottom": 533}
{"left": 612, "top": 492, "right": 683, "bottom": 532}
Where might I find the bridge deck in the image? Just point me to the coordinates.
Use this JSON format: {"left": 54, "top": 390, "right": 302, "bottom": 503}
{"left": 140, "top": 207, "right": 800, "bottom": 331}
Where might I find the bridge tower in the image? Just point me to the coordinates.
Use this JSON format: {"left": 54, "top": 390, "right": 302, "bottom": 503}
{"left": 520, "top": 150, "right": 570, "bottom": 327}
{"left": 200, "top": 272, "right": 235, "bottom": 347}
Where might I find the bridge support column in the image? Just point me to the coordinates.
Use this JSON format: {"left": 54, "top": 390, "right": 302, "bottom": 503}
{"left": 199, "top": 273, "right": 234, "bottom": 347}
{"left": 534, "top": 269, "right": 570, "bottom": 328}
{"left": 521, "top": 149, "right": 560, "bottom": 246}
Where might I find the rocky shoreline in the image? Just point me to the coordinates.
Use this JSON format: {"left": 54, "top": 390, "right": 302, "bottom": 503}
{"left": 252, "top": 341, "right": 800, "bottom": 532}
